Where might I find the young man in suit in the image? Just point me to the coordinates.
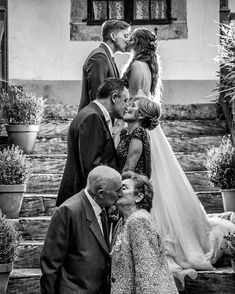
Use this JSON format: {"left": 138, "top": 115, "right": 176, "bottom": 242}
{"left": 78, "top": 19, "right": 131, "bottom": 111}
{"left": 40, "top": 165, "right": 122, "bottom": 294}
{"left": 56, "top": 78, "right": 129, "bottom": 206}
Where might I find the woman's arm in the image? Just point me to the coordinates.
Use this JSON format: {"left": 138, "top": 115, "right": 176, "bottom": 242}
{"left": 122, "top": 138, "right": 143, "bottom": 173}
{"left": 128, "top": 216, "right": 165, "bottom": 294}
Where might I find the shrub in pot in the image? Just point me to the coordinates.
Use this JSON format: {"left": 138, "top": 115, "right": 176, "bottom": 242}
{"left": 205, "top": 135, "right": 235, "bottom": 211}
{"left": 0, "top": 145, "right": 30, "bottom": 218}
{"left": 0, "top": 86, "right": 45, "bottom": 154}
{"left": 0, "top": 212, "right": 19, "bottom": 293}
{"left": 223, "top": 232, "right": 235, "bottom": 271}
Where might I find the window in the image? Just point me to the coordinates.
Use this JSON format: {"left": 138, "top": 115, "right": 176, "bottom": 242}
{"left": 87, "top": 0, "right": 171, "bottom": 25}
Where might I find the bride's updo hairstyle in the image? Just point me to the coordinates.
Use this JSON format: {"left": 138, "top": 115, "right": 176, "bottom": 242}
{"left": 122, "top": 28, "right": 160, "bottom": 96}
{"left": 134, "top": 96, "right": 161, "bottom": 130}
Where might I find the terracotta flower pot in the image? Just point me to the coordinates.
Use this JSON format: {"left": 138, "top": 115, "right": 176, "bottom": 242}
{"left": 0, "top": 184, "right": 26, "bottom": 218}
{"left": 0, "top": 263, "right": 13, "bottom": 294}
{"left": 221, "top": 189, "right": 235, "bottom": 212}
{"left": 5, "top": 125, "right": 40, "bottom": 154}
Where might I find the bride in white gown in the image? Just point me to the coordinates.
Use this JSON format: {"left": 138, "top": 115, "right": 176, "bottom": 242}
{"left": 121, "top": 27, "right": 235, "bottom": 290}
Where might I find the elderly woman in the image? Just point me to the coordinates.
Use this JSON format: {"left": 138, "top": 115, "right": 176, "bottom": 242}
{"left": 110, "top": 171, "right": 178, "bottom": 294}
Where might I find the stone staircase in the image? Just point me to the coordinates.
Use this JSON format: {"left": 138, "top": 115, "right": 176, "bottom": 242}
{"left": 1, "top": 102, "right": 235, "bottom": 293}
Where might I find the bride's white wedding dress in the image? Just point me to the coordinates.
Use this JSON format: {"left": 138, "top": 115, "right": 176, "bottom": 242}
{"left": 126, "top": 60, "right": 235, "bottom": 290}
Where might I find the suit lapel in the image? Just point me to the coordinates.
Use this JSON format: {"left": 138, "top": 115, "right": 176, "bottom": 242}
{"left": 81, "top": 191, "right": 109, "bottom": 255}
{"left": 89, "top": 102, "right": 116, "bottom": 152}
{"left": 99, "top": 43, "right": 120, "bottom": 78}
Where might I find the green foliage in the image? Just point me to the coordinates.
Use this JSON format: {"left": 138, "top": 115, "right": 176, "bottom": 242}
{"left": 214, "top": 23, "right": 235, "bottom": 103}
{"left": 0, "top": 86, "right": 45, "bottom": 125}
{"left": 205, "top": 136, "right": 235, "bottom": 189}
{"left": 0, "top": 215, "right": 19, "bottom": 263}
{"left": 223, "top": 232, "right": 235, "bottom": 260}
{"left": 0, "top": 145, "right": 30, "bottom": 185}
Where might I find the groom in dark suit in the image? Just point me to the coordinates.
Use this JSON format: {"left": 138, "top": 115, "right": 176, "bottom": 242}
{"left": 56, "top": 78, "right": 129, "bottom": 206}
{"left": 40, "top": 166, "right": 122, "bottom": 294}
{"left": 78, "top": 19, "right": 130, "bottom": 111}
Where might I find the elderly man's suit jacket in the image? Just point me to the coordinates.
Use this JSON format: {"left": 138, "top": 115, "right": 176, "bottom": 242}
{"left": 40, "top": 190, "right": 111, "bottom": 294}
{"left": 79, "top": 43, "right": 119, "bottom": 111}
{"left": 56, "top": 102, "right": 117, "bottom": 206}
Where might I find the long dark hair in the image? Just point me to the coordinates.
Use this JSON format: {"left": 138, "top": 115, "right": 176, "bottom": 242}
{"left": 122, "top": 28, "right": 161, "bottom": 96}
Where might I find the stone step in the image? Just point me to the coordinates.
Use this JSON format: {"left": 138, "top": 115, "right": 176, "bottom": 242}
{"left": 0, "top": 119, "right": 223, "bottom": 140}
{"left": 43, "top": 102, "right": 219, "bottom": 121}
{"left": 33, "top": 134, "right": 224, "bottom": 155}
{"left": 12, "top": 216, "right": 50, "bottom": 240}
{"left": 181, "top": 267, "right": 235, "bottom": 294}
{"left": 20, "top": 194, "right": 56, "bottom": 217}
{"left": 19, "top": 191, "right": 224, "bottom": 218}
{"left": 14, "top": 193, "right": 225, "bottom": 241}
{"left": 15, "top": 237, "right": 230, "bottom": 270}
{"left": 35, "top": 119, "right": 227, "bottom": 140}
{"left": 7, "top": 268, "right": 41, "bottom": 294}
{"left": 25, "top": 170, "right": 217, "bottom": 194}
{"left": 15, "top": 241, "right": 43, "bottom": 269}
{"left": 27, "top": 152, "right": 208, "bottom": 174}
{"left": 6, "top": 267, "right": 235, "bottom": 294}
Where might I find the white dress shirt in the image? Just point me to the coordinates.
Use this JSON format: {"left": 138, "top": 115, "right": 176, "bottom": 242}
{"left": 84, "top": 188, "right": 103, "bottom": 234}
{"left": 101, "top": 42, "right": 114, "bottom": 58}
{"left": 93, "top": 100, "right": 113, "bottom": 135}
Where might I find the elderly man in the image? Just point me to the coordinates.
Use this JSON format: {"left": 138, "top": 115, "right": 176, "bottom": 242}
{"left": 40, "top": 165, "right": 122, "bottom": 294}
{"left": 56, "top": 78, "right": 128, "bottom": 206}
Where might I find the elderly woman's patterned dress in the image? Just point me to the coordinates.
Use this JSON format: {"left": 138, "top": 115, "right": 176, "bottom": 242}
{"left": 110, "top": 209, "right": 178, "bottom": 294}
{"left": 117, "top": 127, "right": 151, "bottom": 178}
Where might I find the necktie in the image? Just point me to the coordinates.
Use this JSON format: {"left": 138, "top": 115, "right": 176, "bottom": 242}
{"left": 100, "top": 209, "right": 110, "bottom": 250}
{"left": 112, "top": 57, "right": 120, "bottom": 78}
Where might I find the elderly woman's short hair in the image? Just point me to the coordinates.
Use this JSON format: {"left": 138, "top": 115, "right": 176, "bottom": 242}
{"left": 122, "top": 171, "right": 153, "bottom": 212}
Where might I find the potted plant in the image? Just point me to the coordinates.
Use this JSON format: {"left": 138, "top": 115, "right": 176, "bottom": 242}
{"left": 0, "top": 145, "right": 30, "bottom": 218}
{"left": 205, "top": 135, "right": 235, "bottom": 211}
{"left": 223, "top": 232, "right": 235, "bottom": 271}
{"left": 0, "top": 86, "right": 45, "bottom": 154}
{"left": 0, "top": 212, "right": 19, "bottom": 293}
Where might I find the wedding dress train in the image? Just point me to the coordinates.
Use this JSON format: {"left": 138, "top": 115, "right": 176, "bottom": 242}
{"left": 149, "top": 125, "right": 235, "bottom": 290}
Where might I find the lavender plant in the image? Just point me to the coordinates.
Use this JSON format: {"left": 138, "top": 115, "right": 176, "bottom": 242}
{"left": 0, "top": 145, "right": 30, "bottom": 185}
{"left": 223, "top": 232, "right": 235, "bottom": 260}
{"left": 0, "top": 86, "right": 44, "bottom": 125}
{"left": 206, "top": 136, "right": 235, "bottom": 189}
{"left": 214, "top": 23, "right": 235, "bottom": 103}
{"left": 0, "top": 215, "right": 19, "bottom": 263}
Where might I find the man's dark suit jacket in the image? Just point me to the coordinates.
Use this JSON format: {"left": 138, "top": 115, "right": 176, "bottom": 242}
{"left": 78, "top": 43, "right": 119, "bottom": 111}
{"left": 40, "top": 190, "right": 111, "bottom": 294}
{"left": 56, "top": 101, "right": 117, "bottom": 206}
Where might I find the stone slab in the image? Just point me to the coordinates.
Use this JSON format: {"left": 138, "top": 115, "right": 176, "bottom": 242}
{"left": 26, "top": 152, "right": 207, "bottom": 174}
{"left": 25, "top": 171, "right": 217, "bottom": 195}
{"left": 15, "top": 241, "right": 43, "bottom": 269}
{"left": 20, "top": 194, "right": 57, "bottom": 217}
{"left": 19, "top": 192, "right": 221, "bottom": 218}
{"left": 182, "top": 267, "right": 235, "bottom": 294}
{"left": 197, "top": 192, "right": 223, "bottom": 214}
{"left": 6, "top": 267, "right": 235, "bottom": 294}
{"left": 36, "top": 120, "right": 227, "bottom": 140}
{"left": 33, "top": 137, "right": 67, "bottom": 154}
{"left": 33, "top": 135, "right": 224, "bottom": 155}
{"left": 7, "top": 268, "right": 41, "bottom": 294}
{"left": 42, "top": 102, "right": 219, "bottom": 121}
{"left": 162, "top": 103, "right": 219, "bottom": 120}
{"left": 12, "top": 216, "right": 51, "bottom": 240}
